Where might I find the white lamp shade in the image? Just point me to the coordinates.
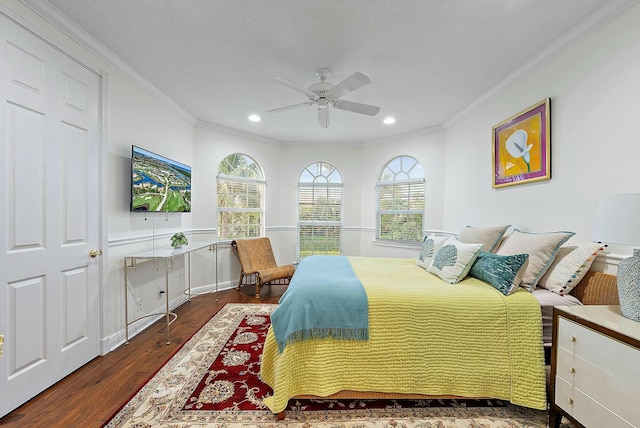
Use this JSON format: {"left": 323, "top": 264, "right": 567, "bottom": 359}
{"left": 592, "top": 193, "right": 640, "bottom": 246}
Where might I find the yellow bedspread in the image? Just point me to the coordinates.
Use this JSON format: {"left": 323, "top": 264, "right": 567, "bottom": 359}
{"left": 260, "top": 257, "right": 547, "bottom": 413}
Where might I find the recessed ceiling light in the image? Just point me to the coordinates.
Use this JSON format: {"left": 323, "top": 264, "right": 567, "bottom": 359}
{"left": 248, "top": 114, "right": 261, "bottom": 122}
{"left": 383, "top": 116, "right": 396, "bottom": 125}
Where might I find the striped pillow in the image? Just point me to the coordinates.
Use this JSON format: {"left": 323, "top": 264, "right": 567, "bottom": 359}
{"left": 537, "top": 242, "right": 602, "bottom": 295}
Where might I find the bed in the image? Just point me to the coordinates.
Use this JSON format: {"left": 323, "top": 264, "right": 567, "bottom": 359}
{"left": 259, "top": 253, "right": 619, "bottom": 418}
{"left": 259, "top": 227, "right": 620, "bottom": 419}
{"left": 261, "top": 255, "right": 550, "bottom": 417}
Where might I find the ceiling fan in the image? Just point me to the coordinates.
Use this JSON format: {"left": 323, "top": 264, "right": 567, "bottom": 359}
{"left": 268, "top": 69, "right": 380, "bottom": 128}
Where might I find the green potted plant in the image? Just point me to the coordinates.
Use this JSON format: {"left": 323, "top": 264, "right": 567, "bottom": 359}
{"left": 170, "top": 232, "right": 188, "bottom": 248}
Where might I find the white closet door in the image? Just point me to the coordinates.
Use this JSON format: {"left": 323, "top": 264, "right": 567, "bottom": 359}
{"left": 0, "top": 13, "right": 102, "bottom": 417}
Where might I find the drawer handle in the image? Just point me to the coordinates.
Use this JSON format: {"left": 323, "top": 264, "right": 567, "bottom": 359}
{"left": 570, "top": 367, "right": 576, "bottom": 374}
{"left": 567, "top": 397, "right": 574, "bottom": 405}
{"left": 570, "top": 335, "right": 576, "bottom": 342}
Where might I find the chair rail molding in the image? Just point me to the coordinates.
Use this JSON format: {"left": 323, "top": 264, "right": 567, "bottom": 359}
{"left": 109, "top": 228, "right": 217, "bottom": 247}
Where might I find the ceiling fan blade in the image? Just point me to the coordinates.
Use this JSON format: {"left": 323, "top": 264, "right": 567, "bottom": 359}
{"left": 267, "top": 101, "right": 315, "bottom": 113}
{"left": 318, "top": 107, "right": 329, "bottom": 128}
{"left": 329, "top": 72, "right": 371, "bottom": 98}
{"left": 275, "top": 77, "right": 318, "bottom": 100}
{"left": 333, "top": 99, "right": 380, "bottom": 116}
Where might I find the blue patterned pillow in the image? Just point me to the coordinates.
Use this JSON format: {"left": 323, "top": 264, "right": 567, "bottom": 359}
{"left": 469, "top": 251, "right": 530, "bottom": 296}
{"left": 416, "top": 235, "right": 449, "bottom": 269}
{"left": 427, "top": 237, "right": 483, "bottom": 284}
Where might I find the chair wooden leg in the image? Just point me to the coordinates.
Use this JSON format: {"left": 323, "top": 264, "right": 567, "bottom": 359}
{"left": 255, "top": 284, "right": 261, "bottom": 299}
{"left": 237, "top": 272, "right": 243, "bottom": 291}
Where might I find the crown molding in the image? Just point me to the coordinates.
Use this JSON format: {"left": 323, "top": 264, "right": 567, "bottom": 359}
{"left": 196, "top": 119, "right": 283, "bottom": 146}
{"left": 443, "top": 0, "right": 639, "bottom": 129}
{"left": 1, "top": 3, "right": 103, "bottom": 76}
{"left": 20, "top": 0, "right": 197, "bottom": 125}
{"left": 362, "top": 124, "right": 445, "bottom": 148}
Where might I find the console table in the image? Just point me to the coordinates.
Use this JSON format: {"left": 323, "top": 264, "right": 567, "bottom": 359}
{"left": 124, "top": 241, "right": 217, "bottom": 344}
{"left": 550, "top": 305, "right": 640, "bottom": 428}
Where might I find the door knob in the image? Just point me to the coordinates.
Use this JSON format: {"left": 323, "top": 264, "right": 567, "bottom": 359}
{"left": 89, "top": 249, "right": 103, "bottom": 258}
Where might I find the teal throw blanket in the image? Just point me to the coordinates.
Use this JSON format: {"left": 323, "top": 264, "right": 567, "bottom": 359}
{"left": 271, "top": 255, "right": 369, "bottom": 352}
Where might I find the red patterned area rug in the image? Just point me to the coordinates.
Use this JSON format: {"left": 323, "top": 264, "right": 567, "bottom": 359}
{"left": 104, "top": 303, "right": 565, "bottom": 427}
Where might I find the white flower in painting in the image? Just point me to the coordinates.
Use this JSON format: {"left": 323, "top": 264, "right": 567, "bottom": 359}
{"left": 505, "top": 130, "right": 533, "bottom": 172}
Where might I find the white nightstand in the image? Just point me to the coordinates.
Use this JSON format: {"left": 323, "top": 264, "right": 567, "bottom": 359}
{"left": 550, "top": 305, "right": 640, "bottom": 428}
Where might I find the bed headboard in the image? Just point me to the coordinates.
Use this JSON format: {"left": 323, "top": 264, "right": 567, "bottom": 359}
{"left": 569, "top": 271, "right": 619, "bottom": 305}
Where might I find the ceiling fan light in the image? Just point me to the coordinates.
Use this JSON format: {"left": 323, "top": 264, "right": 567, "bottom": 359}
{"left": 383, "top": 116, "right": 396, "bottom": 125}
{"left": 317, "top": 98, "right": 329, "bottom": 109}
{"left": 248, "top": 114, "right": 261, "bottom": 122}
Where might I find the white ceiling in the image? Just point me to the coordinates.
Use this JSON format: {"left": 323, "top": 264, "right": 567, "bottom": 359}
{"left": 35, "top": 0, "right": 632, "bottom": 144}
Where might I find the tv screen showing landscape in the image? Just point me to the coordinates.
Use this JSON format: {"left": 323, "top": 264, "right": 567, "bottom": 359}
{"left": 130, "top": 146, "right": 191, "bottom": 212}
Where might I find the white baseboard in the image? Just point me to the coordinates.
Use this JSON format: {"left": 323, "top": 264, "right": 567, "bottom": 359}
{"left": 102, "top": 280, "right": 236, "bottom": 353}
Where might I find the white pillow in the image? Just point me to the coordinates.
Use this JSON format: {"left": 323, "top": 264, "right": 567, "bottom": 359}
{"left": 537, "top": 242, "right": 602, "bottom": 295}
{"left": 427, "top": 237, "right": 483, "bottom": 284}
{"left": 496, "top": 229, "right": 575, "bottom": 291}
{"left": 457, "top": 225, "right": 510, "bottom": 252}
{"left": 416, "top": 235, "right": 449, "bottom": 269}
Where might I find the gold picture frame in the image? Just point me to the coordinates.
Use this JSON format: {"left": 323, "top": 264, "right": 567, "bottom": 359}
{"left": 492, "top": 98, "right": 551, "bottom": 188}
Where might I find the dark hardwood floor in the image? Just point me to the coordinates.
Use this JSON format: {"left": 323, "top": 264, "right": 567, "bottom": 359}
{"left": 0, "top": 285, "right": 286, "bottom": 428}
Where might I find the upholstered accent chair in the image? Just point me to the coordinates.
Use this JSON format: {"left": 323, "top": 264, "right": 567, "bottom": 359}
{"left": 231, "top": 237, "right": 295, "bottom": 298}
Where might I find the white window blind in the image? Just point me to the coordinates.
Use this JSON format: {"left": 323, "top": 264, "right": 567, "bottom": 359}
{"left": 298, "top": 163, "right": 343, "bottom": 258}
{"left": 216, "top": 154, "right": 265, "bottom": 239}
{"left": 376, "top": 156, "right": 425, "bottom": 243}
{"left": 298, "top": 184, "right": 343, "bottom": 222}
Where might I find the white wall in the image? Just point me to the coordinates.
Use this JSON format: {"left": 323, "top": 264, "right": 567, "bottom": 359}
{"left": 191, "top": 126, "right": 395, "bottom": 283}
{"left": 105, "top": 71, "right": 195, "bottom": 347}
{"left": 442, "top": 2, "right": 640, "bottom": 266}
{"left": 275, "top": 142, "right": 365, "bottom": 259}
{"left": 5, "top": 0, "right": 638, "bottom": 351}
{"left": 107, "top": 71, "right": 195, "bottom": 240}
{"left": 192, "top": 127, "right": 448, "bottom": 276}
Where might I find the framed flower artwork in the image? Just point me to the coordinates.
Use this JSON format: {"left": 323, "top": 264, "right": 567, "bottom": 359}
{"left": 492, "top": 98, "right": 550, "bottom": 188}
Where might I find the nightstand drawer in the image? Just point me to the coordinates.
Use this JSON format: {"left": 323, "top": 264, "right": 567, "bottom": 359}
{"left": 555, "top": 377, "right": 635, "bottom": 428}
{"left": 557, "top": 317, "right": 640, "bottom": 390}
{"left": 556, "top": 347, "right": 640, "bottom": 426}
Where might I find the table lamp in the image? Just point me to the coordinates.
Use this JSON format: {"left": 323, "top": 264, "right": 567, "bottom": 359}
{"left": 592, "top": 193, "right": 640, "bottom": 321}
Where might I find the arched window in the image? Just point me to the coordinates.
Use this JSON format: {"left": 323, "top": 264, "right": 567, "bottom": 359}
{"left": 376, "top": 155, "right": 425, "bottom": 242}
{"left": 298, "top": 162, "right": 343, "bottom": 258}
{"left": 216, "top": 153, "right": 265, "bottom": 239}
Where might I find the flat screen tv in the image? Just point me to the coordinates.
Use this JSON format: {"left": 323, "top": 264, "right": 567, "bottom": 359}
{"left": 130, "top": 145, "right": 191, "bottom": 212}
